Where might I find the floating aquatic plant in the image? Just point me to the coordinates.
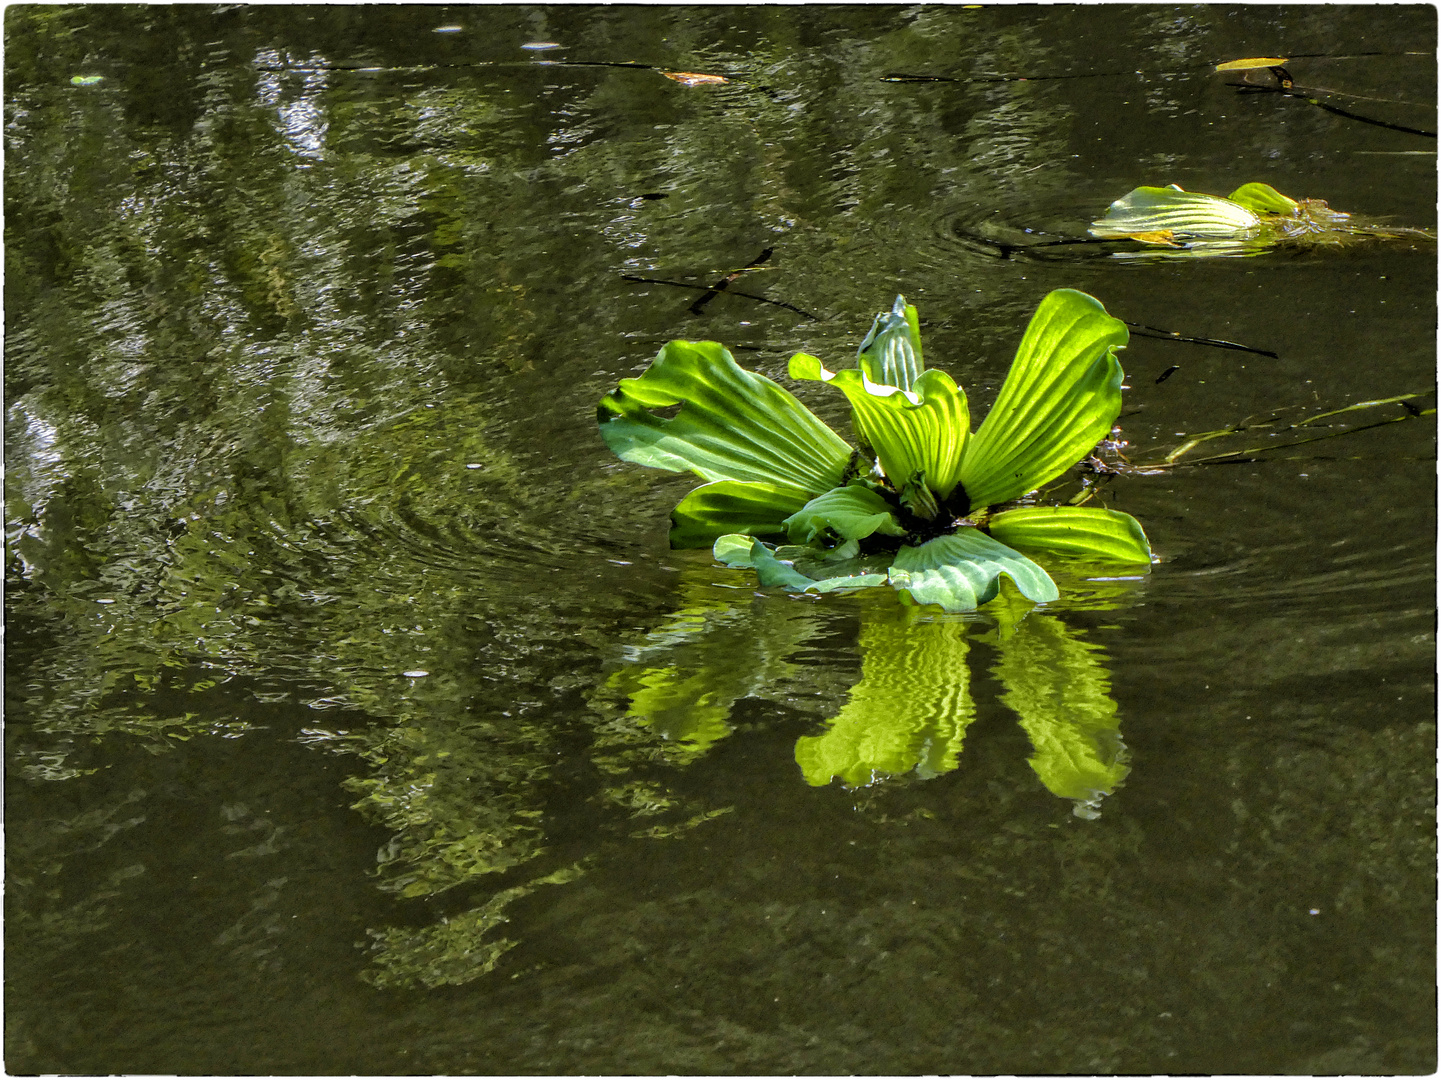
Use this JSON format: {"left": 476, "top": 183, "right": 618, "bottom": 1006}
{"left": 597, "top": 289, "right": 1152, "bottom": 613}
{"left": 1090, "top": 182, "right": 1436, "bottom": 255}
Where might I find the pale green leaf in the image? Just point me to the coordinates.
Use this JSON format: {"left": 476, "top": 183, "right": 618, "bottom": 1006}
{"left": 751, "top": 540, "right": 889, "bottom": 594}
{"left": 856, "top": 294, "right": 924, "bottom": 391}
{"left": 788, "top": 354, "right": 969, "bottom": 498}
{"left": 1226, "top": 182, "right": 1300, "bottom": 215}
{"left": 795, "top": 602, "right": 974, "bottom": 787}
{"left": 993, "top": 612, "right": 1129, "bottom": 815}
{"left": 712, "top": 533, "right": 759, "bottom": 567}
{"left": 986, "top": 505, "right": 1153, "bottom": 564}
{"left": 959, "top": 289, "right": 1127, "bottom": 508}
{"left": 888, "top": 530, "right": 1058, "bottom": 612}
{"left": 598, "top": 339, "right": 852, "bottom": 497}
{"left": 670, "top": 479, "right": 810, "bottom": 549}
{"left": 1088, "top": 185, "right": 1260, "bottom": 240}
{"left": 784, "top": 484, "right": 906, "bottom": 545}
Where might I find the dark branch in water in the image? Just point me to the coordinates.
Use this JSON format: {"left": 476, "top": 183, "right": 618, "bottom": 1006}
{"left": 1123, "top": 322, "right": 1279, "bottom": 358}
{"left": 1295, "top": 93, "right": 1438, "bottom": 138}
{"left": 620, "top": 270, "right": 818, "bottom": 320}
{"left": 689, "top": 248, "right": 774, "bottom": 316}
{"left": 1228, "top": 69, "right": 1438, "bottom": 138}
{"left": 951, "top": 229, "right": 1118, "bottom": 261}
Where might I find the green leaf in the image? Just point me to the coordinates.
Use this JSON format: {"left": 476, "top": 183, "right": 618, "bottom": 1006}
{"left": 1226, "top": 182, "right": 1300, "bottom": 215}
{"left": 856, "top": 294, "right": 924, "bottom": 391}
{"left": 783, "top": 484, "right": 906, "bottom": 545}
{"left": 794, "top": 601, "right": 975, "bottom": 787}
{"left": 1089, "top": 185, "right": 1260, "bottom": 239}
{"left": 788, "top": 355, "right": 969, "bottom": 498}
{"left": 598, "top": 340, "right": 853, "bottom": 497}
{"left": 888, "top": 530, "right": 1058, "bottom": 612}
{"left": 986, "top": 505, "right": 1153, "bottom": 564}
{"left": 992, "top": 612, "right": 1129, "bottom": 816}
{"left": 70, "top": 74, "right": 104, "bottom": 86}
{"left": 712, "top": 533, "right": 758, "bottom": 567}
{"left": 670, "top": 480, "right": 809, "bottom": 549}
{"left": 751, "top": 540, "right": 889, "bottom": 594}
{"left": 958, "top": 289, "right": 1127, "bottom": 508}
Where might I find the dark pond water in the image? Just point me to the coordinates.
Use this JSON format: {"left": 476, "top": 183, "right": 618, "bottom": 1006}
{"left": 6, "top": 4, "right": 1436, "bottom": 1074}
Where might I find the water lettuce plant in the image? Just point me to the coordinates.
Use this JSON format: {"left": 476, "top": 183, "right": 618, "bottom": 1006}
{"left": 1090, "top": 182, "right": 1436, "bottom": 255}
{"left": 598, "top": 289, "right": 1152, "bottom": 613}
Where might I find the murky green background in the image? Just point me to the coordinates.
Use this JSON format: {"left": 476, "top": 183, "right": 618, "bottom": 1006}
{"left": 6, "top": 4, "right": 1436, "bottom": 1074}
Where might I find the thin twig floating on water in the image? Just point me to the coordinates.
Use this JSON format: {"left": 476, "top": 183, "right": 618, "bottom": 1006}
{"left": 1138, "top": 392, "right": 1435, "bottom": 469}
{"left": 1293, "top": 91, "right": 1438, "bottom": 137}
{"left": 1224, "top": 63, "right": 1439, "bottom": 138}
{"left": 689, "top": 248, "right": 773, "bottom": 316}
{"left": 1122, "top": 321, "right": 1279, "bottom": 358}
{"left": 879, "top": 51, "right": 1430, "bottom": 85}
{"left": 620, "top": 270, "right": 819, "bottom": 320}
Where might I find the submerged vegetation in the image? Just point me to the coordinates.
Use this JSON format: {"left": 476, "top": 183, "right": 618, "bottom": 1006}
{"left": 1090, "top": 182, "right": 1437, "bottom": 256}
{"left": 598, "top": 290, "right": 1152, "bottom": 613}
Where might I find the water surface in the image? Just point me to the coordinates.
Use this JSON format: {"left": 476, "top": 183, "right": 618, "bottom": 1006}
{"left": 5, "top": 4, "right": 1436, "bottom": 1074}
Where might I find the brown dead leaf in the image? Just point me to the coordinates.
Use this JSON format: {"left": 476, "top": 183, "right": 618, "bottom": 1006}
{"left": 660, "top": 71, "right": 729, "bottom": 86}
{"left": 1125, "top": 230, "right": 1182, "bottom": 246}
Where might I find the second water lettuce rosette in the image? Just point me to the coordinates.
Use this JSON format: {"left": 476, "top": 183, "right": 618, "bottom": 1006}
{"left": 597, "top": 289, "right": 1152, "bottom": 612}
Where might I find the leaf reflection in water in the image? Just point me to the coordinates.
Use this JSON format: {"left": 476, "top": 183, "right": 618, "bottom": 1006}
{"left": 602, "top": 565, "right": 1133, "bottom": 818}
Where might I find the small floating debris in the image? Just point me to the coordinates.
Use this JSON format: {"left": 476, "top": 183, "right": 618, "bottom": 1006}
{"left": 1215, "top": 56, "right": 1289, "bottom": 71}
{"left": 465, "top": 463, "right": 483, "bottom": 469}
{"left": 95, "top": 597, "right": 116, "bottom": 604}
{"left": 401, "top": 670, "right": 429, "bottom": 678}
{"left": 433, "top": 25, "right": 464, "bottom": 33}
{"left": 70, "top": 75, "right": 104, "bottom": 85}
{"left": 521, "top": 41, "right": 563, "bottom": 50}
{"left": 660, "top": 71, "right": 728, "bottom": 86}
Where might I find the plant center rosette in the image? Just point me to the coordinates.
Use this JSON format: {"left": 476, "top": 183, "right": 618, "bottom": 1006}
{"left": 597, "top": 288, "right": 1153, "bottom": 613}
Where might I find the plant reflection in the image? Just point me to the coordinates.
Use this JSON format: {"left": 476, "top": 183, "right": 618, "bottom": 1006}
{"left": 601, "top": 562, "right": 1134, "bottom": 818}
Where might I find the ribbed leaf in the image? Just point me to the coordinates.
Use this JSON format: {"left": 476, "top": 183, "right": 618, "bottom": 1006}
{"left": 1089, "top": 185, "right": 1260, "bottom": 240}
{"left": 794, "top": 602, "right": 974, "bottom": 787}
{"left": 992, "top": 612, "right": 1129, "bottom": 816}
{"left": 789, "top": 354, "right": 969, "bottom": 498}
{"left": 1226, "top": 182, "right": 1299, "bottom": 215}
{"left": 888, "top": 530, "right": 1058, "bottom": 612}
{"left": 959, "top": 289, "right": 1127, "bottom": 508}
{"left": 986, "top": 505, "right": 1152, "bottom": 564}
{"left": 856, "top": 294, "right": 924, "bottom": 391}
{"left": 784, "top": 484, "right": 906, "bottom": 545}
{"left": 598, "top": 340, "right": 853, "bottom": 496}
{"left": 669, "top": 480, "right": 810, "bottom": 549}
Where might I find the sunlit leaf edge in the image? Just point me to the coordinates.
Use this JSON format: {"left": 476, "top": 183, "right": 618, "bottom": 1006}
{"left": 986, "top": 505, "right": 1153, "bottom": 564}
{"left": 959, "top": 289, "right": 1126, "bottom": 508}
